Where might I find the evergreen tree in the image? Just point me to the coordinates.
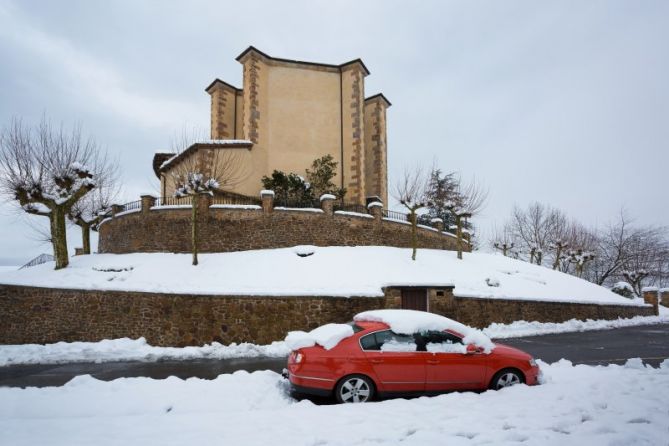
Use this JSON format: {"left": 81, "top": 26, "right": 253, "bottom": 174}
{"left": 305, "top": 155, "right": 346, "bottom": 199}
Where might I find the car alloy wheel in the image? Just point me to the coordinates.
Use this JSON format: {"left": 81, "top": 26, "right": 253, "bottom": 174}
{"left": 336, "top": 375, "right": 373, "bottom": 403}
{"left": 493, "top": 370, "right": 523, "bottom": 390}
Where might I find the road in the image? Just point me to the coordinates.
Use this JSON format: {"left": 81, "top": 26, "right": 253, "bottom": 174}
{"left": 1, "top": 323, "right": 668, "bottom": 388}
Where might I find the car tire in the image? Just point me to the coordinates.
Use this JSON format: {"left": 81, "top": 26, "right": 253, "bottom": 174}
{"left": 335, "top": 375, "right": 375, "bottom": 403}
{"left": 490, "top": 369, "right": 524, "bottom": 390}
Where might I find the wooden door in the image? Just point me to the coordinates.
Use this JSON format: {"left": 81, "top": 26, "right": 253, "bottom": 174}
{"left": 401, "top": 289, "right": 428, "bottom": 311}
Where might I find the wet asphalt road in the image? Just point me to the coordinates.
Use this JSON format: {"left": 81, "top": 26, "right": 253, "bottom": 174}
{"left": 1, "top": 323, "right": 668, "bottom": 388}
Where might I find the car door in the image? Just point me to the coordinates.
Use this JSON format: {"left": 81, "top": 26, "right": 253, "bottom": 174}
{"left": 360, "top": 330, "right": 426, "bottom": 393}
{"left": 421, "top": 331, "right": 487, "bottom": 391}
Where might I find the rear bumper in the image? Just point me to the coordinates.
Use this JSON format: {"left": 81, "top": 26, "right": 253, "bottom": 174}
{"left": 290, "top": 383, "right": 332, "bottom": 397}
{"left": 287, "top": 370, "right": 335, "bottom": 396}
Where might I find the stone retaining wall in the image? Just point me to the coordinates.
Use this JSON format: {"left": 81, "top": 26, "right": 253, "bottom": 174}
{"left": 97, "top": 194, "right": 464, "bottom": 254}
{"left": 0, "top": 284, "right": 653, "bottom": 346}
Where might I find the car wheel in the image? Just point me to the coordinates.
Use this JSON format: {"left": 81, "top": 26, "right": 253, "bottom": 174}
{"left": 335, "top": 375, "right": 375, "bottom": 403}
{"left": 490, "top": 369, "right": 524, "bottom": 390}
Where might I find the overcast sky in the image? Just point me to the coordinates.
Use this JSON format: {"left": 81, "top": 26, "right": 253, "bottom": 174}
{"left": 0, "top": 0, "right": 667, "bottom": 265}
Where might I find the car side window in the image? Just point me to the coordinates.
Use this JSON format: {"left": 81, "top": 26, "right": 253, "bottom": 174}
{"left": 421, "top": 331, "right": 467, "bottom": 354}
{"left": 360, "top": 330, "right": 417, "bottom": 352}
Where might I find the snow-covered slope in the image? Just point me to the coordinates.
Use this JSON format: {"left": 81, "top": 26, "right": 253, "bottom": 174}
{"left": 0, "top": 246, "right": 644, "bottom": 306}
{"left": 0, "top": 266, "right": 18, "bottom": 274}
{"left": 0, "top": 360, "right": 667, "bottom": 445}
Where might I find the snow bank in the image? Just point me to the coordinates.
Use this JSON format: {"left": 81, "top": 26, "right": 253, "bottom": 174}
{"left": 3, "top": 313, "right": 666, "bottom": 366}
{"left": 285, "top": 323, "right": 354, "bottom": 351}
{"left": 1, "top": 361, "right": 668, "bottom": 445}
{"left": 484, "top": 314, "right": 669, "bottom": 339}
{"left": 0, "top": 338, "right": 289, "bottom": 367}
{"left": 0, "top": 247, "right": 646, "bottom": 306}
{"left": 355, "top": 309, "right": 495, "bottom": 353}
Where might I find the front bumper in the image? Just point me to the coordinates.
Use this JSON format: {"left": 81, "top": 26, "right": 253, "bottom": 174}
{"left": 527, "top": 366, "right": 542, "bottom": 385}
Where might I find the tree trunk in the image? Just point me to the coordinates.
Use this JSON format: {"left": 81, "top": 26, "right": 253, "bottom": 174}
{"left": 50, "top": 207, "right": 69, "bottom": 269}
{"left": 81, "top": 223, "right": 91, "bottom": 255}
{"left": 552, "top": 245, "right": 563, "bottom": 270}
{"left": 536, "top": 251, "right": 543, "bottom": 265}
{"left": 191, "top": 194, "right": 199, "bottom": 266}
{"left": 410, "top": 211, "right": 418, "bottom": 261}
{"left": 456, "top": 215, "right": 463, "bottom": 260}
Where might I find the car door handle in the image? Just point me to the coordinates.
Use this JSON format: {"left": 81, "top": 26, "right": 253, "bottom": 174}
{"left": 427, "top": 360, "right": 440, "bottom": 365}
{"left": 370, "top": 359, "right": 384, "bottom": 364}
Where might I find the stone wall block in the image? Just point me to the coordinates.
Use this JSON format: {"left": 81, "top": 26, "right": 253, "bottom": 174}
{"left": 260, "top": 190, "right": 274, "bottom": 215}
{"left": 368, "top": 201, "right": 383, "bottom": 224}
{"left": 140, "top": 195, "right": 157, "bottom": 215}
{"left": 197, "top": 194, "right": 212, "bottom": 216}
{"left": 320, "top": 195, "right": 335, "bottom": 216}
{"left": 111, "top": 204, "right": 123, "bottom": 217}
{"left": 642, "top": 288, "right": 660, "bottom": 316}
{"left": 0, "top": 284, "right": 653, "bottom": 346}
{"left": 660, "top": 289, "right": 669, "bottom": 308}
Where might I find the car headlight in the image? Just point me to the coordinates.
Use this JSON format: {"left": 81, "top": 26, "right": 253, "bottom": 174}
{"left": 529, "top": 358, "right": 537, "bottom": 367}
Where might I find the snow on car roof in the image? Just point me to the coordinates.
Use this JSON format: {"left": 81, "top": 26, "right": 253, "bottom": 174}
{"left": 354, "top": 309, "right": 495, "bottom": 353}
{"left": 285, "top": 323, "right": 354, "bottom": 351}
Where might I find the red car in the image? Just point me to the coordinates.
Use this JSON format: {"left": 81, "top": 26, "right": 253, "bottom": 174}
{"left": 285, "top": 312, "right": 541, "bottom": 403}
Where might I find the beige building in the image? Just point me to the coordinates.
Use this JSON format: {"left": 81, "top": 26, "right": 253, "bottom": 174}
{"left": 154, "top": 46, "right": 391, "bottom": 205}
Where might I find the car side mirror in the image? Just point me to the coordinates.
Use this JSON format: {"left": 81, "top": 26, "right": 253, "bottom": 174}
{"left": 465, "top": 344, "right": 480, "bottom": 354}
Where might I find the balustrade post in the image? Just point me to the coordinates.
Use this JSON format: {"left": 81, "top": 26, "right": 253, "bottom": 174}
{"left": 642, "top": 287, "right": 659, "bottom": 316}
{"left": 368, "top": 201, "right": 383, "bottom": 224}
{"left": 320, "top": 194, "right": 336, "bottom": 216}
{"left": 140, "top": 194, "right": 156, "bottom": 215}
{"left": 260, "top": 190, "right": 275, "bottom": 215}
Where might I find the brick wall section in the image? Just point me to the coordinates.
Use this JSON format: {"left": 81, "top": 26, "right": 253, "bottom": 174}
{"left": 98, "top": 207, "right": 462, "bottom": 254}
{"left": 0, "top": 285, "right": 653, "bottom": 346}
{"left": 428, "top": 291, "right": 653, "bottom": 327}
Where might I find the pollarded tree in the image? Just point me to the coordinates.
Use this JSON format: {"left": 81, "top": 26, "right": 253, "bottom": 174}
{"left": 508, "top": 203, "right": 566, "bottom": 266}
{"left": 168, "top": 131, "right": 246, "bottom": 266}
{"left": 393, "top": 166, "right": 430, "bottom": 261}
{"left": 447, "top": 177, "right": 488, "bottom": 260}
{"left": 0, "top": 117, "right": 101, "bottom": 269}
{"left": 67, "top": 155, "right": 120, "bottom": 255}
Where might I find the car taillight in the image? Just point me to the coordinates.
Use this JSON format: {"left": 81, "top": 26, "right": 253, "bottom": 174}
{"left": 289, "top": 351, "right": 305, "bottom": 364}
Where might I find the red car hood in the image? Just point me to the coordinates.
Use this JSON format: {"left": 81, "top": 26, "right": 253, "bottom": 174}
{"left": 491, "top": 343, "right": 533, "bottom": 360}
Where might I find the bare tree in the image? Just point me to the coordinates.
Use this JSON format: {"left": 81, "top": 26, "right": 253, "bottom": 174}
{"left": 617, "top": 227, "right": 669, "bottom": 295}
{"left": 491, "top": 223, "right": 517, "bottom": 257}
{"left": 448, "top": 176, "right": 488, "bottom": 260}
{"left": 168, "top": 129, "right": 247, "bottom": 265}
{"left": 508, "top": 203, "right": 567, "bottom": 266}
{"left": 494, "top": 204, "right": 669, "bottom": 293}
{"left": 394, "top": 166, "right": 430, "bottom": 261}
{"left": 67, "top": 154, "right": 121, "bottom": 254}
{"left": 0, "top": 117, "right": 101, "bottom": 269}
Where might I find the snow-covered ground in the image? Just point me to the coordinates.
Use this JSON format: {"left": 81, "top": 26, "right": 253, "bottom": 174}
{"left": 483, "top": 313, "right": 669, "bottom": 339}
{"left": 0, "top": 247, "right": 646, "bottom": 306}
{"left": 2, "top": 314, "right": 667, "bottom": 366}
{"left": 0, "top": 338, "right": 290, "bottom": 367}
{"left": 1, "top": 360, "right": 667, "bottom": 445}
